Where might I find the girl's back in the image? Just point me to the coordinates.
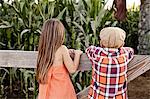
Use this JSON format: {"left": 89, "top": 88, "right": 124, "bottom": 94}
{"left": 38, "top": 46, "right": 76, "bottom": 99}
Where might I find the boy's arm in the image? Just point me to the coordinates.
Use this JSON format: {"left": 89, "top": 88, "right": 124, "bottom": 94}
{"left": 124, "top": 47, "right": 134, "bottom": 63}
{"left": 85, "top": 46, "right": 96, "bottom": 62}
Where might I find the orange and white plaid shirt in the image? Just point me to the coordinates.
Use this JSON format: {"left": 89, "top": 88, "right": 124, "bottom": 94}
{"left": 86, "top": 46, "right": 134, "bottom": 99}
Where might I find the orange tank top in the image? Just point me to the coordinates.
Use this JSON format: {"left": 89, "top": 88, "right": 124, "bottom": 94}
{"left": 38, "top": 65, "right": 77, "bottom": 99}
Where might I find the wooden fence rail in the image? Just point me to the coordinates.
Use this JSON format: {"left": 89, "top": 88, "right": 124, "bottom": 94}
{"left": 0, "top": 50, "right": 150, "bottom": 99}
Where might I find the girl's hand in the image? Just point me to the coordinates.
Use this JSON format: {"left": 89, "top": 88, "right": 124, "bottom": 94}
{"left": 69, "top": 49, "right": 74, "bottom": 54}
{"left": 74, "top": 50, "right": 83, "bottom": 55}
{"left": 69, "top": 49, "right": 75, "bottom": 59}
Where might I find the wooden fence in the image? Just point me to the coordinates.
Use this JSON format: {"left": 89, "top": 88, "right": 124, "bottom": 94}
{"left": 0, "top": 50, "right": 150, "bottom": 99}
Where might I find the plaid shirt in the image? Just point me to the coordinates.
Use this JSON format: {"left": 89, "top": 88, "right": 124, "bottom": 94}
{"left": 86, "top": 46, "right": 134, "bottom": 99}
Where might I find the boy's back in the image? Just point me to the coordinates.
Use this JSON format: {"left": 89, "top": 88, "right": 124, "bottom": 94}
{"left": 86, "top": 46, "right": 134, "bottom": 99}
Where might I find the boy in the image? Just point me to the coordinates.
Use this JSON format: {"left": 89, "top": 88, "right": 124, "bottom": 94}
{"left": 86, "top": 27, "right": 134, "bottom": 99}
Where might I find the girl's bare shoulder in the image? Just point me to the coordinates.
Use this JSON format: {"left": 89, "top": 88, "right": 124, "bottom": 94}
{"left": 61, "top": 45, "right": 68, "bottom": 49}
{"left": 55, "top": 45, "right": 68, "bottom": 55}
{"left": 59, "top": 45, "right": 68, "bottom": 52}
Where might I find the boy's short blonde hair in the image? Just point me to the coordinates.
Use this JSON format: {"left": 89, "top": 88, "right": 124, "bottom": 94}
{"left": 99, "top": 27, "right": 126, "bottom": 48}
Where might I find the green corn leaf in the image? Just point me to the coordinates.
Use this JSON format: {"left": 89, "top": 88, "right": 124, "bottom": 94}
{"left": 72, "top": 21, "right": 85, "bottom": 33}
{"left": 0, "top": 25, "right": 12, "bottom": 29}
{"left": 76, "top": 82, "right": 82, "bottom": 91}
{"left": 20, "top": 29, "right": 30, "bottom": 39}
{"left": 57, "top": 7, "right": 67, "bottom": 20}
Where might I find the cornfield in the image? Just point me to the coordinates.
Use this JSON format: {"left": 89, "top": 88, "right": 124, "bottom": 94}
{"left": 0, "top": 0, "right": 139, "bottom": 98}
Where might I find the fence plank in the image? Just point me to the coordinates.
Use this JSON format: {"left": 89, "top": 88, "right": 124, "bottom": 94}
{"left": 0, "top": 50, "right": 150, "bottom": 99}
{"left": 0, "top": 50, "right": 38, "bottom": 68}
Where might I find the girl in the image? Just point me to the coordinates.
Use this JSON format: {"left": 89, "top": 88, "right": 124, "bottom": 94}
{"left": 36, "top": 19, "right": 82, "bottom": 99}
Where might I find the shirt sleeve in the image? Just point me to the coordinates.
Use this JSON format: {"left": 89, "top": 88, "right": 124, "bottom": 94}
{"left": 124, "top": 47, "right": 134, "bottom": 63}
{"left": 85, "top": 46, "right": 96, "bottom": 62}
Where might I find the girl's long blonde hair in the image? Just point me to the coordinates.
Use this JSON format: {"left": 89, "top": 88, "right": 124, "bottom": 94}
{"left": 36, "top": 19, "right": 65, "bottom": 83}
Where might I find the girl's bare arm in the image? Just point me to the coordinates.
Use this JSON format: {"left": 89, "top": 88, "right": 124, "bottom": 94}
{"left": 62, "top": 45, "right": 82, "bottom": 73}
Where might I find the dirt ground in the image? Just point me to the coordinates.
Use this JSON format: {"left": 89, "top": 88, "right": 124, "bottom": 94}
{"left": 128, "top": 72, "right": 150, "bottom": 99}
